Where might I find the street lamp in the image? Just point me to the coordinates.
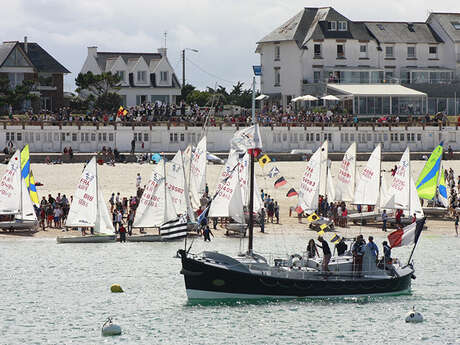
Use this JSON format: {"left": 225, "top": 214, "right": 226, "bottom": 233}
{"left": 182, "top": 48, "right": 199, "bottom": 87}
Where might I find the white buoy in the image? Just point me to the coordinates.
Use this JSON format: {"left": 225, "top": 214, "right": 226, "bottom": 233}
{"left": 405, "top": 306, "right": 424, "bottom": 323}
{"left": 102, "top": 318, "right": 122, "bottom": 336}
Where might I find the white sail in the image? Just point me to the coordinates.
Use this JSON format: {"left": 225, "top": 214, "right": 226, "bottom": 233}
{"left": 238, "top": 152, "right": 263, "bottom": 213}
{"left": 0, "top": 150, "right": 21, "bottom": 215}
{"left": 382, "top": 147, "right": 410, "bottom": 210}
{"left": 379, "top": 172, "right": 391, "bottom": 209}
{"left": 319, "top": 140, "right": 328, "bottom": 196}
{"left": 326, "top": 168, "right": 336, "bottom": 202}
{"left": 19, "top": 179, "right": 37, "bottom": 221}
{"left": 133, "top": 160, "right": 176, "bottom": 228}
{"left": 410, "top": 176, "right": 424, "bottom": 218}
{"left": 218, "top": 150, "right": 239, "bottom": 185}
{"left": 229, "top": 171, "right": 245, "bottom": 223}
{"left": 335, "top": 142, "right": 356, "bottom": 202}
{"left": 189, "top": 136, "right": 207, "bottom": 209}
{"left": 66, "top": 158, "right": 98, "bottom": 227}
{"left": 183, "top": 145, "right": 192, "bottom": 187}
{"left": 95, "top": 188, "right": 115, "bottom": 234}
{"left": 353, "top": 144, "right": 381, "bottom": 205}
{"left": 298, "top": 146, "right": 321, "bottom": 213}
{"left": 209, "top": 167, "right": 240, "bottom": 219}
{"left": 166, "top": 150, "right": 187, "bottom": 215}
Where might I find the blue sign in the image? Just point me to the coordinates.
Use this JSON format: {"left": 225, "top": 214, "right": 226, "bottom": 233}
{"left": 253, "top": 65, "right": 262, "bottom": 76}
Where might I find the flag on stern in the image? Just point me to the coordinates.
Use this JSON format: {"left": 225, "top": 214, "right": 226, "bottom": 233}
{"left": 295, "top": 205, "right": 303, "bottom": 214}
{"left": 307, "top": 213, "right": 319, "bottom": 222}
{"left": 274, "top": 177, "right": 287, "bottom": 188}
{"left": 330, "top": 234, "right": 341, "bottom": 244}
{"left": 388, "top": 218, "right": 425, "bottom": 248}
{"left": 286, "top": 188, "right": 298, "bottom": 197}
{"left": 159, "top": 214, "right": 188, "bottom": 240}
{"left": 268, "top": 167, "right": 280, "bottom": 178}
{"left": 258, "top": 154, "right": 271, "bottom": 168}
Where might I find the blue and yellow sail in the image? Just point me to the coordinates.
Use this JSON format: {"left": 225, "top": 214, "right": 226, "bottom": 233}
{"left": 438, "top": 166, "right": 448, "bottom": 207}
{"left": 20, "top": 145, "right": 39, "bottom": 205}
{"left": 416, "top": 143, "right": 443, "bottom": 200}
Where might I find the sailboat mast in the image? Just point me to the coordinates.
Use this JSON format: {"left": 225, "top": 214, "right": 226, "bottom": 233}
{"left": 248, "top": 76, "right": 256, "bottom": 255}
{"left": 408, "top": 148, "right": 411, "bottom": 216}
{"left": 163, "top": 153, "right": 167, "bottom": 223}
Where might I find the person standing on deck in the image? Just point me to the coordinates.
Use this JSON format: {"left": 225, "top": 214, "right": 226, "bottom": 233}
{"left": 366, "top": 236, "right": 379, "bottom": 262}
{"left": 316, "top": 236, "right": 331, "bottom": 272}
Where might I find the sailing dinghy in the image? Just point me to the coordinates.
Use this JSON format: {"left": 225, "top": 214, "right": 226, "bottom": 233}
{"left": 56, "top": 157, "right": 115, "bottom": 243}
{"left": 129, "top": 159, "right": 187, "bottom": 242}
{"left": 0, "top": 150, "right": 38, "bottom": 231}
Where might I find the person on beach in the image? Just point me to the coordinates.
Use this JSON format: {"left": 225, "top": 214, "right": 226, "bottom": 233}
{"left": 382, "top": 210, "right": 388, "bottom": 232}
{"left": 136, "top": 173, "right": 142, "bottom": 189}
{"left": 316, "top": 236, "right": 331, "bottom": 272}
{"left": 119, "top": 224, "right": 127, "bottom": 242}
{"left": 455, "top": 214, "right": 459, "bottom": 237}
{"left": 274, "top": 201, "right": 280, "bottom": 224}
{"left": 203, "top": 226, "right": 214, "bottom": 242}
{"left": 259, "top": 208, "right": 266, "bottom": 233}
{"left": 109, "top": 193, "right": 115, "bottom": 212}
{"left": 306, "top": 239, "right": 319, "bottom": 258}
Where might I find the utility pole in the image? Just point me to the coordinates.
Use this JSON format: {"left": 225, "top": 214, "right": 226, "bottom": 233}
{"left": 182, "top": 49, "right": 185, "bottom": 88}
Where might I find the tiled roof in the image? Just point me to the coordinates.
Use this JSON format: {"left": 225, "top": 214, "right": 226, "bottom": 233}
{"left": 365, "top": 22, "right": 443, "bottom": 44}
{"left": 95, "top": 52, "right": 162, "bottom": 72}
{"left": 18, "top": 42, "right": 70, "bottom": 73}
{"left": 428, "top": 13, "right": 460, "bottom": 42}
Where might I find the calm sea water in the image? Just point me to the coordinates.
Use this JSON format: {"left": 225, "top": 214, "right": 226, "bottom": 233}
{"left": 0, "top": 232, "right": 459, "bottom": 345}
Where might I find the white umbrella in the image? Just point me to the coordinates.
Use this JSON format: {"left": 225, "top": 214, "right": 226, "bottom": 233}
{"left": 291, "top": 96, "right": 303, "bottom": 102}
{"left": 301, "top": 95, "right": 318, "bottom": 101}
{"left": 321, "top": 95, "right": 340, "bottom": 101}
{"left": 255, "top": 94, "right": 269, "bottom": 101}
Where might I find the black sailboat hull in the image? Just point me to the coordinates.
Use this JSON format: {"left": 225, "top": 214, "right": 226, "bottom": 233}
{"left": 179, "top": 251, "right": 413, "bottom": 300}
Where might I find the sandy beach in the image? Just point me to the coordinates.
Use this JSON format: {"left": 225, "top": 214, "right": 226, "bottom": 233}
{"left": 0, "top": 158, "right": 457, "bottom": 240}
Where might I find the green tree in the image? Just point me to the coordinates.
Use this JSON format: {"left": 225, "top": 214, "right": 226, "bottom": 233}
{"left": 75, "top": 71, "right": 121, "bottom": 111}
{"left": 178, "top": 83, "right": 195, "bottom": 103}
{"left": 186, "top": 90, "right": 211, "bottom": 107}
{"left": 0, "top": 77, "right": 38, "bottom": 115}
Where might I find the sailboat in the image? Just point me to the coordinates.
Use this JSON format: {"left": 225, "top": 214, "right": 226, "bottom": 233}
{"left": 129, "top": 159, "right": 187, "bottom": 242}
{"left": 333, "top": 142, "right": 356, "bottom": 202}
{"left": 347, "top": 144, "right": 382, "bottom": 224}
{"left": 380, "top": 147, "right": 424, "bottom": 225}
{"left": 415, "top": 143, "right": 448, "bottom": 217}
{"left": 178, "top": 123, "right": 418, "bottom": 300}
{"left": 0, "top": 150, "right": 38, "bottom": 231}
{"left": 56, "top": 157, "right": 116, "bottom": 243}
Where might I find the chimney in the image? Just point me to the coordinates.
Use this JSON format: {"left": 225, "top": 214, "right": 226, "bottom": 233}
{"left": 88, "top": 46, "right": 98, "bottom": 57}
{"left": 24, "top": 36, "right": 28, "bottom": 53}
{"left": 157, "top": 48, "right": 167, "bottom": 57}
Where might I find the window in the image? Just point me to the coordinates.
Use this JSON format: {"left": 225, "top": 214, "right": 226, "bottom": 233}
{"left": 72, "top": 133, "right": 77, "bottom": 142}
{"left": 407, "top": 46, "right": 416, "bottom": 58}
{"left": 91, "top": 133, "right": 96, "bottom": 141}
{"left": 338, "top": 21, "right": 348, "bottom": 31}
{"left": 451, "top": 22, "right": 460, "bottom": 30}
{"left": 109, "top": 133, "right": 114, "bottom": 142}
{"left": 137, "top": 71, "right": 146, "bottom": 82}
{"left": 359, "top": 44, "right": 368, "bottom": 58}
{"left": 337, "top": 44, "right": 345, "bottom": 58}
{"left": 16, "top": 133, "right": 22, "bottom": 141}
{"left": 429, "top": 46, "right": 437, "bottom": 58}
{"left": 313, "top": 71, "right": 321, "bottom": 83}
{"left": 170, "top": 133, "right": 174, "bottom": 143}
{"left": 313, "top": 44, "right": 321, "bottom": 58}
{"left": 8, "top": 73, "right": 24, "bottom": 88}
{"left": 160, "top": 71, "right": 168, "bottom": 81}
{"left": 116, "top": 71, "right": 125, "bottom": 81}
{"left": 328, "top": 21, "right": 337, "bottom": 31}
{"left": 144, "top": 133, "right": 148, "bottom": 142}
{"left": 274, "top": 45, "right": 280, "bottom": 61}
{"left": 385, "top": 71, "right": 394, "bottom": 82}
{"left": 274, "top": 67, "right": 280, "bottom": 86}
{"left": 385, "top": 46, "right": 394, "bottom": 58}
{"left": 180, "top": 133, "right": 185, "bottom": 141}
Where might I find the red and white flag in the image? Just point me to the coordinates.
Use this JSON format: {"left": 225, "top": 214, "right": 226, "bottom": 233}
{"left": 388, "top": 218, "right": 425, "bottom": 248}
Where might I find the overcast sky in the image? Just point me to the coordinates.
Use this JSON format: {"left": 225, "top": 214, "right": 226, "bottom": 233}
{"left": 3, "top": 0, "right": 459, "bottom": 92}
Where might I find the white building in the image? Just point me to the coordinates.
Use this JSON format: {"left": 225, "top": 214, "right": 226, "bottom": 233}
{"left": 80, "top": 47, "right": 181, "bottom": 106}
{"left": 256, "top": 7, "right": 460, "bottom": 115}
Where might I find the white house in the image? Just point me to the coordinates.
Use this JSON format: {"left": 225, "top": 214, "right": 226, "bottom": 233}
{"left": 80, "top": 47, "right": 181, "bottom": 106}
{"left": 256, "top": 7, "right": 460, "bottom": 115}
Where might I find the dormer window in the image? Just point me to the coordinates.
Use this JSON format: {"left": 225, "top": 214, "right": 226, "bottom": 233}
{"left": 116, "top": 71, "right": 125, "bottom": 81}
{"left": 451, "top": 22, "right": 460, "bottom": 30}
{"left": 328, "top": 21, "right": 337, "bottom": 31}
{"left": 137, "top": 71, "right": 147, "bottom": 83}
{"left": 338, "top": 21, "right": 348, "bottom": 31}
{"left": 160, "top": 71, "right": 169, "bottom": 81}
